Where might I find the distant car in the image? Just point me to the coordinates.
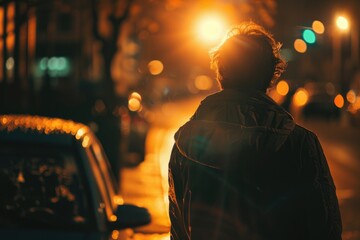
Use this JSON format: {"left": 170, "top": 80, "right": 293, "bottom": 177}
{"left": 295, "top": 82, "right": 341, "bottom": 120}
{"left": 0, "top": 115, "right": 150, "bottom": 240}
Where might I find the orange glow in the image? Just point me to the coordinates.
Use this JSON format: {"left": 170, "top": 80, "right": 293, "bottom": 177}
{"left": 82, "top": 135, "right": 90, "bottom": 148}
{"left": 111, "top": 230, "right": 119, "bottom": 240}
{"left": 148, "top": 60, "right": 164, "bottom": 75}
{"left": 110, "top": 215, "right": 117, "bottom": 222}
{"left": 194, "top": 75, "right": 213, "bottom": 90}
{"left": 294, "top": 39, "right": 307, "bottom": 53}
{"left": 17, "top": 171, "right": 25, "bottom": 183}
{"left": 348, "top": 98, "right": 360, "bottom": 113}
{"left": 293, "top": 88, "right": 309, "bottom": 107}
{"left": 128, "top": 92, "right": 142, "bottom": 112}
{"left": 28, "top": 16, "right": 36, "bottom": 56}
{"left": 75, "top": 127, "right": 86, "bottom": 140}
{"left": 6, "top": 32, "right": 15, "bottom": 51}
{"left": 196, "top": 14, "right": 226, "bottom": 45}
{"left": 113, "top": 195, "right": 124, "bottom": 205}
{"left": 276, "top": 80, "right": 289, "bottom": 96}
{"left": 0, "top": 8, "right": 3, "bottom": 36}
{"left": 7, "top": 2, "right": 15, "bottom": 20}
{"left": 129, "top": 91, "right": 142, "bottom": 101}
{"left": 128, "top": 98, "right": 142, "bottom": 112}
{"left": 312, "top": 20, "right": 325, "bottom": 34}
{"left": 346, "top": 90, "right": 356, "bottom": 104}
{"left": 0, "top": 115, "right": 90, "bottom": 137}
{"left": 334, "top": 94, "right": 344, "bottom": 108}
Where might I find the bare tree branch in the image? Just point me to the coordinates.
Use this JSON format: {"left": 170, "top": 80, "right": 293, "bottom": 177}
{"left": 91, "top": 0, "right": 105, "bottom": 43}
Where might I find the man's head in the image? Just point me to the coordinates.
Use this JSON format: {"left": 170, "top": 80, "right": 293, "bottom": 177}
{"left": 210, "top": 22, "right": 286, "bottom": 91}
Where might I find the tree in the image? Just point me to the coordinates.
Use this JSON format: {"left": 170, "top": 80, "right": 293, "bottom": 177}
{"left": 91, "top": 0, "right": 133, "bottom": 101}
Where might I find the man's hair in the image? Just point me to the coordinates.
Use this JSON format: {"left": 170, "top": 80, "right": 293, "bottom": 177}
{"left": 210, "top": 21, "right": 286, "bottom": 91}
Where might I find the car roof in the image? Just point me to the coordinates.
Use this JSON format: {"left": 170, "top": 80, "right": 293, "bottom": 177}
{"left": 0, "top": 115, "right": 91, "bottom": 146}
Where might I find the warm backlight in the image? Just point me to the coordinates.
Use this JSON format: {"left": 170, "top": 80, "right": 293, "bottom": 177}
{"left": 195, "top": 75, "right": 213, "bottom": 90}
{"left": 196, "top": 14, "right": 226, "bottom": 45}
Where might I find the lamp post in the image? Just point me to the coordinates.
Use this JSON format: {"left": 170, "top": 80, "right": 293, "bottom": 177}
{"left": 333, "top": 15, "right": 350, "bottom": 96}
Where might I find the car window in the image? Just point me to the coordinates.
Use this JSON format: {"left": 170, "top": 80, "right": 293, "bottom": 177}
{"left": 0, "top": 142, "right": 95, "bottom": 230}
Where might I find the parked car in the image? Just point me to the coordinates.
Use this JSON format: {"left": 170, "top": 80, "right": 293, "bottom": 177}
{"left": 0, "top": 115, "right": 150, "bottom": 240}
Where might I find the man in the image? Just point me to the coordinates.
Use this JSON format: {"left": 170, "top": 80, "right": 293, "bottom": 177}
{"left": 168, "top": 22, "right": 342, "bottom": 240}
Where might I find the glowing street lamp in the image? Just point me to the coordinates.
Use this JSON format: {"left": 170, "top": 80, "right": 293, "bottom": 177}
{"left": 336, "top": 16, "right": 349, "bottom": 31}
{"left": 333, "top": 14, "right": 357, "bottom": 96}
{"left": 195, "top": 14, "right": 227, "bottom": 46}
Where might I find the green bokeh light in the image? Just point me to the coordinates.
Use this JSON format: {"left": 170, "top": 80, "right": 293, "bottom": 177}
{"left": 302, "top": 29, "right": 316, "bottom": 44}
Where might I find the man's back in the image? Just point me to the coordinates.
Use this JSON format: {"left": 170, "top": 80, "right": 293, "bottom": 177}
{"left": 169, "top": 90, "right": 342, "bottom": 240}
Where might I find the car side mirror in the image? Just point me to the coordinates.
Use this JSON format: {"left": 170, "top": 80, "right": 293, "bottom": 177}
{"left": 111, "top": 204, "right": 151, "bottom": 229}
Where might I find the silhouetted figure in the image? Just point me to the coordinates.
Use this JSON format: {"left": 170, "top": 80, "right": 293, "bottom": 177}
{"left": 168, "top": 22, "right": 342, "bottom": 240}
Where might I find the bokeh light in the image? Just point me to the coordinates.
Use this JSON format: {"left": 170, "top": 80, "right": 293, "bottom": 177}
{"left": 276, "top": 80, "right": 289, "bottom": 96}
{"left": 129, "top": 91, "right": 142, "bottom": 101}
{"left": 194, "top": 75, "right": 213, "bottom": 90}
{"left": 336, "top": 16, "right": 349, "bottom": 31}
{"left": 128, "top": 98, "right": 142, "bottom": 112}
{"left": 346, "top": 90, "right": 357, "bottom": 104}
{"left": 293, "top": 88, "right": 309, "bottom": 107}
{"left": 128, "top": 92, "right": 143, "bottom": 112}
{"left": 148, "top": 60, "right": 164, "bottom": 75}
{"left": 294, "top": 39, "right": 307, "bottom": 53}
{"left": 334, "top": 94, "right": 344, "bottom": 108}
{"left": 302, "top": 29, "right": 316, "bottom": 44}
{"left": 312, "top": 20, "right": 325, "bottom": 34}
{"left": 6, "top": 57, "right": 14, "bottom": 70}
{"left": 196, "top": 14, "right": 226, "bottom": 45}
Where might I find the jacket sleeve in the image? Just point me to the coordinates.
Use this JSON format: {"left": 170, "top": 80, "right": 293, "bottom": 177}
{"left": 302, "top": 132, "right": 342, "bottom": 240}
{"left": 168, "top": 145, "right": 191, "bottom": 240}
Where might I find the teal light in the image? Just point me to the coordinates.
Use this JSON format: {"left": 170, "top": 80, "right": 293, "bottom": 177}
{"left": 48, "top": 57, "right": 58, "bottom": 71}
{"left": 38, "top": 56, "right": 71, "bottom": 77}
{"left": 39, "top": 58, "right": 48, "bottom": 71}
{"left": 302, "top": 29, "right": 316, "bottom": 44}
{"left": 57, "top": 57, "right": 67, "bottom": 70}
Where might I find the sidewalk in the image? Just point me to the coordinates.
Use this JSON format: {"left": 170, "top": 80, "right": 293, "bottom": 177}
{"left": 119, "top": 127, "right": 175, "bottom": 238}
{"left": 119, "top": 96, "right": 204, "bottom": 239}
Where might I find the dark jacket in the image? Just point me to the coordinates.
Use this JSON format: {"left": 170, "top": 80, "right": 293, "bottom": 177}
{"left": 168, "top": 89, "right": 342, "bottom": 240}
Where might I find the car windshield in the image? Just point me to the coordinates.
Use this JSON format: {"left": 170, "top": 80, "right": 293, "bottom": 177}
{"left": 0, "top": 142, "right": 95, "bottom": 230}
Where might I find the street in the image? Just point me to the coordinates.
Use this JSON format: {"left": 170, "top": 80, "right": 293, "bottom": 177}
{"left": 121, "top": 96, "right": 360, "bottom": 240}
{"left": 301, "top": 119, "right": 360, "bottom": 240}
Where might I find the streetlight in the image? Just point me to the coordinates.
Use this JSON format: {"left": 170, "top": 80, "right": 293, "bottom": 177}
{"left": 333, "top": 14, "right": 358, "bottom": 96}
{"left": 195, "top": 14, "right": 227, "bottom": 46}
{"left": 333, "top": 15, "right": 350, "bottom": 95}
{"left": 336, "top": 16, "right": 349, "bottom": 31}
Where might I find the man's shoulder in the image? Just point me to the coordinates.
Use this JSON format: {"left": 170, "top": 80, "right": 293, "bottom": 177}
{"left": 290, "top": 124, "right": 318, "bottom": 141}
